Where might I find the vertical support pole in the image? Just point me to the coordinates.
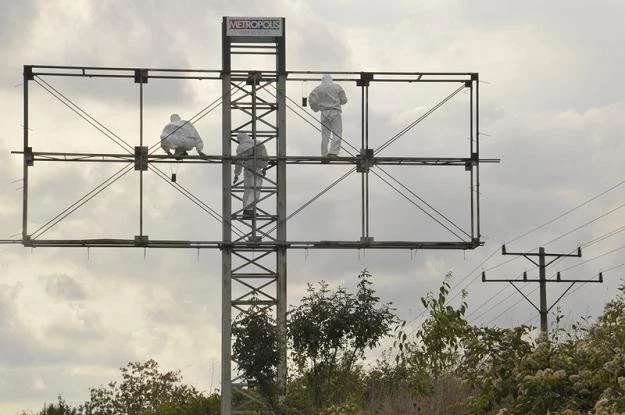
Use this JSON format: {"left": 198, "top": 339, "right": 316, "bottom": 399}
{"left": 276, "top": 20, "right": 288, "bottom": 401}
{"left": 221, "top": 246, "right": 232, "bottom": 415}
{"left": 469, "top": 80, "right": 474, "bottom": 240}
{"left": 251, "top": 76, "right": 258, "bottom": 236}
{"left": 360, "top": 85, "right": 365, "bottom": 238}
{"left": 365, "top": 85, "right": 370, "bottom": 238}
{"left": 139, "top": 81, "right": 144, "bottom": 236}
{"left": 475, "top": 73, "right": 481, "bottom": 239}
{"left": 22, "top": 66, "right": 30, "bottom": 241}
{"left": 221, "top": 18, "right": 233, "bottom": 415}
{"left": 359, "top": 75, "right": 371, "bottom": 241}
{"left": 539, "top": 247, "right": 548, "bottom": 334}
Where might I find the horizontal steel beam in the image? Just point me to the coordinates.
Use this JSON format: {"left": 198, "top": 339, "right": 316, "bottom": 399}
{"left": 21, "top": 238, "right": 481, "bottom": 250}
{"left": 13, "top": 151, "right": 500, "bottom": 166}
{"left": 26, "top": 65, "right": 477, "bottom": 83}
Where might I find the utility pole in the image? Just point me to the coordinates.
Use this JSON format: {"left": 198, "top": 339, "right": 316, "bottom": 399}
{"left": 482, "top": 245, "right": 603, "bottom": 334}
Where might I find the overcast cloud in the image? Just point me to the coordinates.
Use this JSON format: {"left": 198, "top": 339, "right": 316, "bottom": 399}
{"left": 1, "top": 0, "right": 625, "bottom": 413}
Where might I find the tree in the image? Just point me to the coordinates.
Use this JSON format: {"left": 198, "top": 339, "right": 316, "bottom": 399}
{"left": 288, "top": 269, "right": 397, "bottom": 410}
{"left": 232, "top": 302, "right": 281, "bottom": 412}
{"left": 82, "top": 359, "right": 214, "bottom": 415}
{"left": 36, "top": 396, "right": 80, "bottom": 415}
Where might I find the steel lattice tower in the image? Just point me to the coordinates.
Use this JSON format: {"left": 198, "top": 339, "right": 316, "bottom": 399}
{"left": 220, "top": 17, "right": 288, "bottom": 414}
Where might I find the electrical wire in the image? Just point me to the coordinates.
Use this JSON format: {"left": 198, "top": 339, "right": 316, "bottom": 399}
{"left": 552, "top": 243, "right": 625, "bottom": 275}
{"left": 471, "top": 286, "right": 525, "bottom": 323}
{"left": 483, "top": 288, "right": 538, "bottom": 326}
{"left": 509, "top": 177, "right": 625, "bottom": 244}
{"left": 539, "top": 258, "right": 625, "bottom": 322}
{"left": 417, "top": 191, "right": 625, "bottom": 330}
{"left": 540, "top": 201, "right": 625, "bottom": 247}
{"left": 474, "top": 228, "right": 625, "bottom": 326}
{"left": 465, "top": 285, "right": 510, "bottom": 319}
{"left": 445, "top": 177, "right": 625, "bottom": 311}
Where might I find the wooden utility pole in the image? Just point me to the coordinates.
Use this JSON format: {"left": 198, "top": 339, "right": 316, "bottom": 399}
{"left": 482, "top": 245, "right": 603, "bottom": 334}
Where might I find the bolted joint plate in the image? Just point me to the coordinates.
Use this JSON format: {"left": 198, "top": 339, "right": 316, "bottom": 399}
{"left": 357, "top": 148, "right": 375, "bottom": 173}
{"left": 134, "top": 146, "right": 148, "bottom": 171}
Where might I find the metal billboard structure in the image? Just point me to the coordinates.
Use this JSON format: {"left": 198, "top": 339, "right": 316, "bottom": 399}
{"left": 12, "top": 16, "right": 497, "bottom": 414}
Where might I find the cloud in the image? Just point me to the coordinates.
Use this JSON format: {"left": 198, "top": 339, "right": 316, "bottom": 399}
{"left": 41, "top": 273, "right": 87, "bottom": 300}
{"left": 2, "top": 2, "right": 625, "bottom": 413}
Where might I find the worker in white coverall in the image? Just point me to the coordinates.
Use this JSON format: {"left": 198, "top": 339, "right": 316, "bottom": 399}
{"left": 308, "top": 74, "right": 348, "bottom": 157}
{"left": 160, "top": 114, "right": 206, "bottom": 159}
{"left": 233, "top": 132, "right": 268, "bottom": 217}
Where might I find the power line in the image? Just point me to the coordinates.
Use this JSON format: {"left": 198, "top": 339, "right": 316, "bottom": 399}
{"left": 447, "top": 186, "right": 625, "bottom": 319}
{"left": 469, "top": 285, "right": 519, "bottom": 322}
{"left": 508, "top": 178, "right": 625, "bottom": 245}
{"left": 553, "top": 243, "right": 625, "bottom": 275}
{"left": 483, "top": 289, "right": 537, "bottom": 326}
{"left": 467, "top": 226, "right": 625, "bottom": 327}
{"left": 541, "top": 201, "right": 625, "bottom": 247}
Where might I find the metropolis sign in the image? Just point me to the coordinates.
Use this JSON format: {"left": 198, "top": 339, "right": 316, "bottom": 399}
{"left": 226, "top": 16, "right": 283, "bottom": 37}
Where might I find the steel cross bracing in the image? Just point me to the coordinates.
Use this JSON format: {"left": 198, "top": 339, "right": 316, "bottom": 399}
{"left": 11, "top": 17, "right": 500, "bottom": 415}
{"left": 15, "top": 69, "right": 495, "bottom": 249}
{"left": 15, "top": 71, "right": 495, "bottom": 250}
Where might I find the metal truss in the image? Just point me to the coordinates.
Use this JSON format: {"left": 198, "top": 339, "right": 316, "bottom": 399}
{"left": 11, "top": 16, "right": 500, "bottom": 415}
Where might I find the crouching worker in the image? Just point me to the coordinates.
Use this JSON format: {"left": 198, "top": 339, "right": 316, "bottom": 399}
{"left": 233, "top": 132, "right": 268, "bottom": 218}
{"left": 160, "top": 114, "right": 206, "bottom": 159}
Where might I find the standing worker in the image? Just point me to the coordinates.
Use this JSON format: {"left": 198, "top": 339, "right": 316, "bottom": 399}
{"left": 160, "top": 114, "right": 206, "bottom": 159}
{"left": 308, "top": 74, "right": 348, "bottom": 157}
{"left": 233, "top": 132, "right": 268, "bottom": 217}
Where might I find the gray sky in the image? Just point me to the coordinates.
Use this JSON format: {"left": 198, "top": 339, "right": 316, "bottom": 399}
{"left": 1, "top": 0, "right": 625, "bottom": 412}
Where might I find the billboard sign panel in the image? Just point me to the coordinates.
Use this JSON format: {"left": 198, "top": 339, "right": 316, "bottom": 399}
{"left": 226, "top": 16, "right": 283, "bottom": 37}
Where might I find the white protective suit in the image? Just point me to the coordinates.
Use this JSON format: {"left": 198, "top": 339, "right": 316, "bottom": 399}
{"left": 234, "top": 132, "right": 268, "bottom": 214}
{"left": 160, "top": 114, "right": 204, "bottom": 157}
{"left": 308, "top": 74, "right": 348, "bottom": 157}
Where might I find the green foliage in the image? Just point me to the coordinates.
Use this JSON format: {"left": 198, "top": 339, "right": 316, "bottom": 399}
{"left": 232, "top": 303, "right": 280, "bottom": 388}
{"left": 458, "top": 324, "right": 533, "bottom": 414}
{"left": 488, "top": 281, "right": 625, "bottom": 415}
{"left": 82, "top": 359, "right": 208, "bottom": 415}
{"left": 405, "top": 272, "right": 469, "bottom": 379}
{"left": 388, "top": 273, "right": 625, "bottom": 414}
{"left": 141, "top": 394, "right": 220, "bottom": 415}
{"left": 23, "top": 275, "right": 625, "bottom": 415}
{"left": 37, "top": 396, "right": 80, "bottom": 415}
{"left": 231, "top": 302, "right": 281, "bottom": 410}
{"left": 288, "top": 269, "right": 397, "bottom": 410}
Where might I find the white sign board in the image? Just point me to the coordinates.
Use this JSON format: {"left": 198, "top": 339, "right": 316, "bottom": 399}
{"left": 226, "top": 17, "right": 283, "bottom": 37}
